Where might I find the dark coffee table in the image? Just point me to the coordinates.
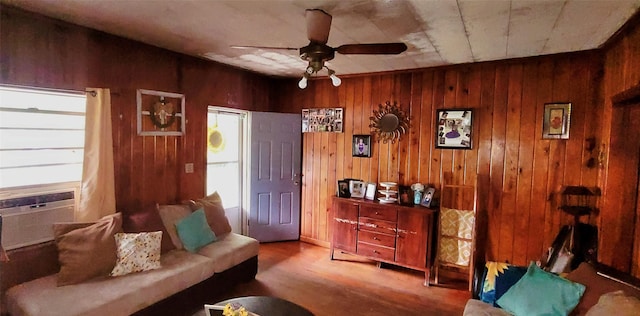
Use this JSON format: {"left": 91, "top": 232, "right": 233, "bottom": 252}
{"left": 204, "top": 296, "right": 313, "bottom": 316}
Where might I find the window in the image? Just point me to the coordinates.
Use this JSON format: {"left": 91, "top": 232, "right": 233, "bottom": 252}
{"left": 206, "top": 109, "right": 243, "bottom": 209}
{"left": 0, "top": 86, "right": 86, "bottom": 189}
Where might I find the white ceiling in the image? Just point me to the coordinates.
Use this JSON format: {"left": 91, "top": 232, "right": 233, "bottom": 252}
{"left": 4, "top": 0, "right": 640, "bottom": 78}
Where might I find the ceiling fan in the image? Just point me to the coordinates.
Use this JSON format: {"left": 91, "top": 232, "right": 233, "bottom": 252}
{"left": 232, "top": 9, "right": 408, "bottom": 89}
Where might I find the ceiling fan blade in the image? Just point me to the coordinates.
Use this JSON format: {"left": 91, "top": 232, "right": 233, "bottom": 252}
{"left": 306, "top": 9, "right": 332, "bottom": 44}
{"left": 336, "top": 43, "right": 408, "bottom": 55}
{"left": 231, "top": 45, "right": 298, "bottom": 51}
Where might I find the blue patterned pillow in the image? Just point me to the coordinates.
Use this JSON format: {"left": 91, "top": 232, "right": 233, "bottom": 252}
{"left": 479, "top": 261, "right": 528, "bottom": 307}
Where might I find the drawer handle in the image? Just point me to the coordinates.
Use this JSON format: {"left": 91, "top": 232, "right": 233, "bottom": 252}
{"left": 373, "top": 250, "right": 380, "bottom": 254}
{"left": 375, "top": 211, "right": 380, "bottom": 215}
{"left": 373, "top": 236, "right": 379, "bottom": 241}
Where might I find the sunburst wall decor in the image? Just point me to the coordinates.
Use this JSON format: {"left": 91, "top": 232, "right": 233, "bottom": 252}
{"left": 369, "top": 101, "right": 410, "bottom": 143}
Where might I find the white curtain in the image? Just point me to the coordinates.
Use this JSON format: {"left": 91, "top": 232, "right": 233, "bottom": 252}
{"left": 78, "top": 88, "right": 116, "bottom": 221}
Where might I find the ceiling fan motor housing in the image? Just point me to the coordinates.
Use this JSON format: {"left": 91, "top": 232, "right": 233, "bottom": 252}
{"left": 300, "top": 43, "right": 335, "bottom": 63}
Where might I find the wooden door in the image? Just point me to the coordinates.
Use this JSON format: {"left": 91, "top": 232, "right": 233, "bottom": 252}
{"left": 396, "top": 209, "right": 430, "bottom": 268}
{"left": 331, "top": 198, "right": 359, "bottom": 255}
{"left": 248, "top": 112, "right": 302, "bottom": 242}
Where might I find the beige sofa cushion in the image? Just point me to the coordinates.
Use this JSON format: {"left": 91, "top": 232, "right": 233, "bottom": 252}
{"left": 463, "top": 299, "right": 513, "bottom": 316}
{"left": 6, "top": 250, "right": 215, "bottom": 316}
{"left": 197, "top": 233, "right": 259, "bottom": 272}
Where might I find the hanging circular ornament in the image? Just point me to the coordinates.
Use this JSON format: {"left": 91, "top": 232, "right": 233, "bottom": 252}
{"left": 207, "top": 126, "right": 225, "bottom": 153}
{"left": 369, "top": 101, "right": 410, "bottom": 143}
{"left": 150, "top": 97, "right": 176, "bottom": 129}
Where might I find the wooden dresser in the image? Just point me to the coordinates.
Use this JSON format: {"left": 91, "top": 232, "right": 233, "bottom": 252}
{"left": 330, "top": 196, "right": 437, "bottom": 285}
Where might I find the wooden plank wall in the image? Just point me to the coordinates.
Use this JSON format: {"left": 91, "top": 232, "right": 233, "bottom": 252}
{"left": 0, "top": 6, "right": 272, "bottom": 216}
{"left": 275, "top": 52, "right": 607, "bottom": 268}
{"left": 3, "top": 4, "right": 640, "bottom": 277}
{"left": 600, "top": 13, "right": 640, "bottom": 275}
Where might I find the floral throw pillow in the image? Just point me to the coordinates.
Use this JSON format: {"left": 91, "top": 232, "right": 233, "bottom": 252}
{"left": 110, "top": 231, "right": 162, "bottom": 277}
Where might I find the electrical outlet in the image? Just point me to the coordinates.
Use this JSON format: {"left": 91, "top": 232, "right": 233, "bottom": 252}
{"left": 185, "top": 163, "right": 194, "bottom": 173}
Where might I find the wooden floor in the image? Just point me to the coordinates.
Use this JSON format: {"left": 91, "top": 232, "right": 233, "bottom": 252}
{"left": 194, "top": 241, "right": 471, "bottom": 316}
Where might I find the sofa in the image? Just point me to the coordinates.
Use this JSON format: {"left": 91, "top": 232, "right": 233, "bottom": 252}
{"left": 1, "top": 193, "right": 259, "bottom": 316}
{"left": 463, "top": 261, "right": 640, "bottom": 316}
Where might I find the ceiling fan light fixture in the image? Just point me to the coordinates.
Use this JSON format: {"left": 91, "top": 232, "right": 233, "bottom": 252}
{"left": 327, "top": 68, "right": 341, "bottom": 87}
{"left": 233, "top": 8, "right": 408, "bottom": 88}
{"left": 298, "top": 75, "right": 308, "bottom": 89}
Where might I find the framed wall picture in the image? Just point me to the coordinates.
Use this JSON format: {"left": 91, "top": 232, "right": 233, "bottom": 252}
{"left": 542, "top": 103, "right": 571, "bottom": 139}
{"left": 302, "top": 108, "right": 343, "bottom": 133}
{"left": 352, "top": 135, "right": 372, "bottom": 157}
{"left": 435, "top": 109, "right": 473, "bottom": 149}
{"left": 137, "top": 89, "right": 185, "bottom": 136}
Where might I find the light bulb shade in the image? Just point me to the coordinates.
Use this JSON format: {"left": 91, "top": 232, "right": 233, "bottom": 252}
{"left": 330, "top": 73, "right": 341, "bottom": 87}
{"left": 298, "top": 76, "right": 308, "bottom": 89}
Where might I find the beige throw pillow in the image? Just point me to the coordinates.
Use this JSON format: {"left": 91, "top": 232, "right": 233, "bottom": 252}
{"left": 566, "top": 262, "right": 640, "bottom": 314}
{"left": 189, "top": 192, "right": 232, "bottom": 236}
{"left": 53, "top": 222, "right": 96, "bottom": 238}
{"left": 157, "top": 204, "right": 192, "bottom": 249}
{"left": 586, "top": 290, "right": 640, "bottom": 316}
{"left": 53, "top": 212, "right": 123, "bottom": 286}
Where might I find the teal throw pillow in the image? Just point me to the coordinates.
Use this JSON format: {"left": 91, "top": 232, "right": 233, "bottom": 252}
{"left": 496, "top": 262, "right": 585, "bottom": 316}
{"left": 175, "top": 208, "right": 217, "bottom": 252}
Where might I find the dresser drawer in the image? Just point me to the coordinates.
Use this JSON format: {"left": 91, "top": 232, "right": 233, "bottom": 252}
{"left": 359, "top": 205, "right": 397, "bottom": 221}
{"left": 358, "top": 217, "right": 396, "bottom": 234}
{"left": 358, "top": 230, "right": 395, "bottom": 248}
{"left": 357, "top": 242, "right": 395, "bottom": 261}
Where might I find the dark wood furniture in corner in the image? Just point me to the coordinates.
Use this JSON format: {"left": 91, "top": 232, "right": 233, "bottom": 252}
{"left": 330, "top": 196, "right": 436, "bottom": 286}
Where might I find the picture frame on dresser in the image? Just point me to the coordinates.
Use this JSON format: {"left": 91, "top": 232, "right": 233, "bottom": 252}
{"left": 421, "top": 187, "right": 436, "bottom": 208}
{"left": 364, "top": 183, "right": 377, "bottom": 200}
{"left": 398, "top": 185, "right": 413, "bottom": 206}
{"left": 349, "top": 180, "right": 366, "bottom": 198}
{"left": 337, "top": 180, "right": 351, "bottom": 198}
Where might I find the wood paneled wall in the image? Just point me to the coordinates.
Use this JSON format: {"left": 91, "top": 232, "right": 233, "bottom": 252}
{"left": 275, "top": 52, "right": 606, "bottom": 268}
{"left": 3, "top": 4, "right": 640, "bottom": 277}
{"left": 0, "top": 6, "right": 272, "bottom": 215}
{"left": 601, "top": 12, "right": 640, "bottom": 275}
